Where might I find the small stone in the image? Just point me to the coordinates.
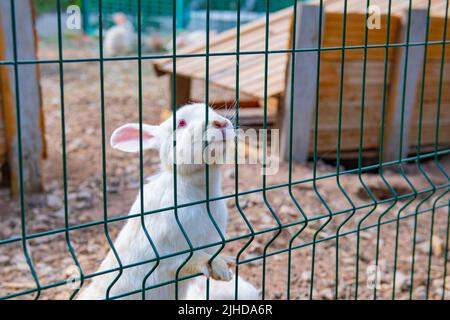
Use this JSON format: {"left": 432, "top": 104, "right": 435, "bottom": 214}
{"left": 0, "top": 255, "right": 10, "bottom": 264}
{"left": 107, "top": 176, "right": 121, "bottom": 194}
{"left": 319, "top": 288, "right": 333, "bottom": 300}
{"left": 261, "top": 214, "right": 272, "bottom": 225}
{"left": 432, "top": 235, "right": 444, "bottom": 258}
{"left": 125, "top": 176, "right": 140, "bottom": 190}
{"left": 394, "top": 271, "right": 409, "bottom": 291}
{"left": 359, "top": 232, "right": 373, "bottom": 240}
{"left": 359, "top": 252, "right": 371, "bottom": 263}
{"left": 418, "top": 237, "right": 444, "bottom": 257}
{"left": 72, "top": 191, "right": 93, "bottom": 210}
{"left": 50, "top": 209, "right": 66, "bottom": 219}
{"left": 67, "top": 138, "right": 86, "bottom": 153}
{"left": 272, "top": 292, "right": 283, "bottom": 299}
{"left": 247, "top": 193, "right": 263, "bottom": 205}
{"left": 300, "top": 271, "right": 311, "bottom": 283}
{"left": 239, "top": 200, "right": 250, "bottom": 210}
{"left": 417, "top": 241, "right": 431, "bottom": 255}
{"left": 46, "top": 194, "right": 62, "bottom": 209}
{"left": 414, "top": 286, "right": 427, "bottom": 300}
{"left": 279, "top": 205, "right": 294, "bottom": 216}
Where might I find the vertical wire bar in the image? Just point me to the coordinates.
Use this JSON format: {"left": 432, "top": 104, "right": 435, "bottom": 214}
{"left": 260, "top": 0, "right": 282, "bottom": 300}
{"left": 172, "top": 0, "right": 195, "bottom": 300}
{"left": 233, "top": 0, "right": 256, "bottom": 301}
{"left": 8, "top": 0, "right": 41, "bottom": 299}
{"left": 309, "top": 0, "right": 334, "bottom": 301}
{"left": 333, "top": 0, "right": 357, "bottom": 299}
{"left": 433, "top": 1, "right": 450, "bottom": 181}
{"left": 442, "top": 200, "right": 450, "bottom": 299}
{"left": 426, "top": 190, "right": 449, "bottom": 298}
{"left": 286, "top": 0, "right": 309, "bottom": 300}
{"left": 204, "top": 0, "right": 212, "bottom": 295}
{"left": 388, "top": 2, "right": 419, "bottom": 298}
{"left": 204, "top": 0, "right": 228, "bottom": 301}
{"left": 399, "top": 0, "right": 431, "bottom": 300}
{"left": 391, "top": 196, "right": 417, "bottom": 297}
{"left": 375, "top": 2, "right": 417, "bottom": 300}
{"left": 408, "top": 0, "right": 439, "bottom": 300}
{"left": 56, "top": 0, "right": 84, "bottom": 299}
{"left": 98, "top": 0, "right": 123, "bottom": 299}
{"left": 354, "top": 0, "right": 379, "bottom": 300}
{"left": 138, "top": 0, "right": 160, "bottom": 300}
{"left": 432, "top": 2, "right": 450, "bottom": 299}
{"left": 375, "top": 0, "right": 414, "bottom": 300}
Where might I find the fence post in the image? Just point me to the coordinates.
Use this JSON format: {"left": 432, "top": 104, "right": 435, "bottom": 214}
{"left": 281, "top": 2, "right": 323, "bottom": 164}
{"left": 0, "top": 0, "right": 44, "bottom": 195}
{"left": 383, "top": 9, "right": 428, "bottom": 162}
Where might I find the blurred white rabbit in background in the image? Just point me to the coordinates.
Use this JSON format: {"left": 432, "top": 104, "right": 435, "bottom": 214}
{"left": 104, "top": 12, "right": 136, "bottom": 57}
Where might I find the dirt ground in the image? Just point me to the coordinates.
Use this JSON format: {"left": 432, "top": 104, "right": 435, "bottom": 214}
{"left": 0, "top": 38, "right": 449, "bottom": 300}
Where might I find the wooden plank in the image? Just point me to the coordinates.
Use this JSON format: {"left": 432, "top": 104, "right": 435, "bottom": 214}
{"left": 383, "top": 8, "right": 428, "bottom": 161}
{"left": 0, "top": 0, "right": 43, "bottom": 195}
{"left": 281, "top": 2, "right": 323, "bottom": 164}
{"left": 217, "top": 107, "right": 277, "bottom": 127}
{"left": 153, "top": 7, "right": 293, "bottom": 73}
{"left": 308, "top": 127, "right": 381, "bottom": 153}
{"left": 170, "top": 74, "right": 191, "bottom": 109}
{"left": 322, "top": 12, "right": 401, "bottom": 61}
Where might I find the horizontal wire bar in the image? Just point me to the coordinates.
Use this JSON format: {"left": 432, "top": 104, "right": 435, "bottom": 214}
{"left": 1, "top": 39, "right": 450, "bottom": 66}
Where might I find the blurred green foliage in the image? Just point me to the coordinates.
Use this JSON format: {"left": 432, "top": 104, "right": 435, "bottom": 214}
{"left": 34, "top": 0, "right": 82, "bottom": 15}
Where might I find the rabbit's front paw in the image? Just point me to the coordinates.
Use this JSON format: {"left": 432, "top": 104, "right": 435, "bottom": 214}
{"left": 202, "top": 256, "right": 235, "bottom": 282}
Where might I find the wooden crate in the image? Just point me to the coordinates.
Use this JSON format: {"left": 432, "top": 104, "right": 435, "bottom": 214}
{"left": 382, "top": 0, "right": 450, "bottom": 160}
{"left": 307, "top": 2, "right": 401, "bottom": 154}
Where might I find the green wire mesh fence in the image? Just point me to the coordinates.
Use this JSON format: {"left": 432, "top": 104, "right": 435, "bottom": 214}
{"left": 0, "top": 0, "right": 449, "bottom": 300}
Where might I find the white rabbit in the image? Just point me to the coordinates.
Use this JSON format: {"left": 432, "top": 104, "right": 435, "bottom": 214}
{"left": 78, "top": 104, "right": 259, "bottom": 300}
{"left": 103, "top": 13, "right": 135, "bottom": 57}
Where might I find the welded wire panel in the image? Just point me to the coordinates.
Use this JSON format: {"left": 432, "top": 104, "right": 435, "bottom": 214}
{"left": 0, "top": 0, "right": 449, "bottom": 301}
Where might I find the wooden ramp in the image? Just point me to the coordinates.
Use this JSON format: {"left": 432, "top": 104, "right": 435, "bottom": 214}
{"left": 153, "top": 7, "right": 292, "bottom": 125}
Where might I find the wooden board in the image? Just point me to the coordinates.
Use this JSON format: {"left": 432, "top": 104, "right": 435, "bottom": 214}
{"left": 153, "top": 7, "right": 292, "bottom": 101}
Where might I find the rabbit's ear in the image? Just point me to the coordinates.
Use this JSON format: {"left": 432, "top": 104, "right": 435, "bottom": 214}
{"left": 110, "top": 123, "right": 160, "bottom": 153}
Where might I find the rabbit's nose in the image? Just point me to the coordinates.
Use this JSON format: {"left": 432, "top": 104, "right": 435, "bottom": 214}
{"left": 212, "top": 120, "right": 228, "bottom": 129}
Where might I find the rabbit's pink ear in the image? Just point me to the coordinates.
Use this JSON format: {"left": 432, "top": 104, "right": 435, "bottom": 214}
{"left": 110, "top": 123, "right": 160, "bottom": 153}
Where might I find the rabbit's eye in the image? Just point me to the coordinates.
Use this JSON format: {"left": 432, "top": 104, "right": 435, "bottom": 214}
{"left": 177, "top": 119, "right": 187, "bottom": 129}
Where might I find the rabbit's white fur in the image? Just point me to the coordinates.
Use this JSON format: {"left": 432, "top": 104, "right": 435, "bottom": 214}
{"left": 186, "top": 276, "right": 259, "bottom": 300}
{"left": 104, "top": 13, "right": 135, "bottom": 57}
{"left": 78, "top": 104, "right": 258, "bottom": 300}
